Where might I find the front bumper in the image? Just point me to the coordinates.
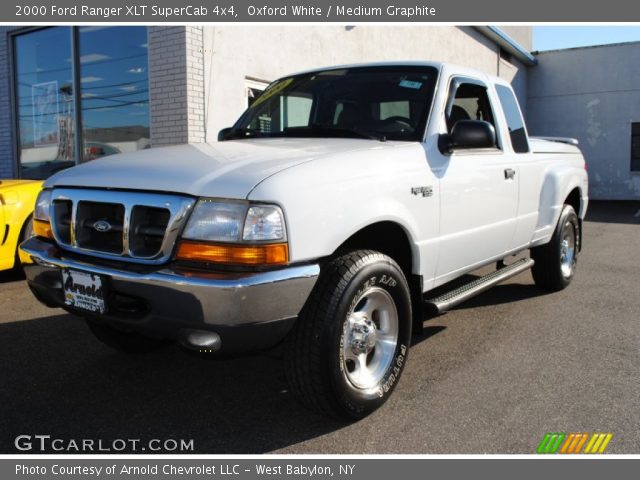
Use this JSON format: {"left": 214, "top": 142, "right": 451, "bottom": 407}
{"left": 20, "top": 237, "right": 319, "bottom": 353}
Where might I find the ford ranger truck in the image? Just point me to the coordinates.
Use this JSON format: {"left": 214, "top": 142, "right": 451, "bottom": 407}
{"left": 21, "top": 62, "right": 588, "bottom": 419}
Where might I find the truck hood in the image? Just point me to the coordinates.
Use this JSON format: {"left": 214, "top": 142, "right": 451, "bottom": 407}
{"left": 45, "top": 138, "right": 397, "bottom": 198}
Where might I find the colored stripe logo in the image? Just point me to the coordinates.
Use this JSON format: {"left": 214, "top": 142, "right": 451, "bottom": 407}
{"left": 537, "top": 433, "right": 613, "bottom": 454}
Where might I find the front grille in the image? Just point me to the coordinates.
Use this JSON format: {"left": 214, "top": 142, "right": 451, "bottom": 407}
{"left": 52, "top": 200, "right": 72, "bottom": 244}
{"left": 50, "top": 189, "right": 195, "bottom": 264}
{"left": 129, "top": 206, "right": 171, "bottom": 257}
{"left": 76, "top": 201, "right": 125, "bottom": 253}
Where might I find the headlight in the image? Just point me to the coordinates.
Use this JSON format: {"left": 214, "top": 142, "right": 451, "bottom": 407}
{"left": 34, "top": 189, "right": 52, "bottom": 222}
{"left": 182, "top": 199, "right": 286, "bottom": 243}
{"left": 243, "top": 205, "right": 286, "bottom": 242}
{"left": 33, "top": 189, "right": 54, "bottom": 239}
{"left": 181, "top": 200, "right": 247, "bottom": 242}
{"left": 177, "top": 199, "right": 288, "bottom": 266}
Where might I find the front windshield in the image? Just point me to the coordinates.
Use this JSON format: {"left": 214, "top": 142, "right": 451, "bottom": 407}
{"left": 226, "top": 66, "right": 438, "bottom": 142}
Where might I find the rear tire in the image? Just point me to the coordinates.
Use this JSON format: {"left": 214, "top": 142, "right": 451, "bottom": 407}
{"left": 284, "top": 250, "right": 412, "bottom": 419}
{"left": 531, "top": 204, "right": 580, "bottom": 291}
{"left": 86, "top": 319, "right": 168, "bottom": 354}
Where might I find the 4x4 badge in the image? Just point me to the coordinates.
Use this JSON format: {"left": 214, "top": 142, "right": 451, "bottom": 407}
{"left": 411, "top": 186, "right": 433, "bottom": 197}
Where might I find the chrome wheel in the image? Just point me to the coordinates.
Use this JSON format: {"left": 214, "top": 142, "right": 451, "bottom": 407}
{"left": 560, "top": 220, "right": 576, "bottom": 278}
{"left": 342, "top": 287, "right": 399, "bottom": 390}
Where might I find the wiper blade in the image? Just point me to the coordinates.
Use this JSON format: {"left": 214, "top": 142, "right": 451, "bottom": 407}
{"left": 310, "top": 124, "right": 386, "bottom": 141}
{"left": 223, "top": 127, "right": 266, "bottom": 140}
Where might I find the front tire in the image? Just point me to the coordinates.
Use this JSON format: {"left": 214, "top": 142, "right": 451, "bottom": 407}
{"left": 86, "top": 319, "right": 168, "bottom": 354}
{"left": 531, "top": 204, "right": 580, "bottom": 291}
{"left": 285, "top": 250, "right": 412, "bottom": 419}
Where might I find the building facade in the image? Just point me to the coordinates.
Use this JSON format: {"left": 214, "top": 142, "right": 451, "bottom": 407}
{"left": 527, "top": 42, "right": 640, "bottom": 200}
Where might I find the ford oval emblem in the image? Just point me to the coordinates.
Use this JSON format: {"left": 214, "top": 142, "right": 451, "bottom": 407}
{"left": 93, "top": 220, "right": 112, "bottom": 233}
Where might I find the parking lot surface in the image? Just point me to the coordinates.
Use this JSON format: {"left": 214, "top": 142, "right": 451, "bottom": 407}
{"left": 1, "top": 201, "right": 638, "bottom": 453}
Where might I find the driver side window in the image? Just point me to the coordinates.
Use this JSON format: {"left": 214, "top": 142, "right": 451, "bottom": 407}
{"left": 446, "top": 82, "right": 497, "bottom": 135}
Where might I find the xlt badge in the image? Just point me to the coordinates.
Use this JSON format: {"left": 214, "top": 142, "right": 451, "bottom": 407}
{"left": 411, "top": 186, "right": 433, "bottom": 197}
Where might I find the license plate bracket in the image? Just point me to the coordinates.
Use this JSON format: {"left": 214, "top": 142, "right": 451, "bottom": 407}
{"left": 62, "top": 269, "right": 107, "bottom": 314}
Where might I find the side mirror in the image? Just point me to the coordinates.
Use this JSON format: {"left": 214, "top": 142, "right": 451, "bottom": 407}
{"left": 440, "top": 120, "right": 496, "bottom": 153}
{"left": 218, "top": 127, "right": 233, "bottom": 141}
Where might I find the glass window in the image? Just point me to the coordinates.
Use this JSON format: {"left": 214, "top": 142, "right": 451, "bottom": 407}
{"left": 281, "top": 95, "right": 313, "bottom": 129}
{"left": 446, "top": 82, "right": 496, "bottom": 134}
{"left": 496, "top": 84, "right": 529, "bottom": 153}
{"left": 79, "top": 26, "right": 149, "bottom": 162}
{"left": 225, "top": 66, "right": 438, "bottom": 142}
{"left": 631, "top": 123, "right": 640, "bottom": 172}
{"left": 380, "top": 101, "right": 410, "bottom": 120}
{"left": 13, "top": 27, "right": 149, "bottom": 179}
{"left": 14, "top": 27, "right": 75, "bottom": 179}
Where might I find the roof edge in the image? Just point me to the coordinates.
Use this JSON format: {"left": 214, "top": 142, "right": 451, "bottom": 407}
{"left": 474, "top": 26, "right": 537, "bottom": 66}
{"left": 532, "top": 39, "right": 640, "bottom": 54}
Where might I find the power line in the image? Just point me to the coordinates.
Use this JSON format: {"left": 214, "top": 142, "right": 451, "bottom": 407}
{"left": 18, "top": 100, "right": 149, "bottom": 118}
{"left": 15, "top": 52, "right": 147, "bottom": 77}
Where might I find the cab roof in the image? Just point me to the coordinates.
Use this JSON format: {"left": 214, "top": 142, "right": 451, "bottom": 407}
{"left": 282, "top": 61, "right": 509, "bottom": 88}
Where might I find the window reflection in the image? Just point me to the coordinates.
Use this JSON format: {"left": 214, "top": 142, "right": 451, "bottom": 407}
{"left": 15, "top": 27, "right": 75, "bottom": 179}
{"left": 79, "top": 26, "right": 150, "bottom": 162}
{"left": 14, "top": 27, "right": 150, "bottom": 179}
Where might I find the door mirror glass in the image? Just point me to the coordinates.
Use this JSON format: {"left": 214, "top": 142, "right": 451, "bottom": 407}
{"left": 440, "top": 120, "right": 496, "bottom": 153}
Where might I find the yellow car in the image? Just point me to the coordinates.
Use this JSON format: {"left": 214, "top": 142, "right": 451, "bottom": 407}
{"left": 0, "top": 179, "right": 43, "bottom": 271}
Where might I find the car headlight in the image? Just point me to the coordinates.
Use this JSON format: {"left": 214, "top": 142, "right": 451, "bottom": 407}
{"left": 177, "top": 199, "right": 288, "bottom": 266}
{"left": 181, "top": 200, "right": 247, "bottom": 243}
{"left": 33, "top": 189, "right": 54, "bottom": 239}
{"left": 34, "top": 189, "right": 52, "bottom": 223}
{"left": 243, "top": 205, "right": 286, "bottom": 242}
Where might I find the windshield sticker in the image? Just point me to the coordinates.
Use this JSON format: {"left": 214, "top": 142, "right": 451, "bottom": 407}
{"left": 399, "top": 80, "right": 422, "bottom": 89}
{"left": 251, "top": 78, "right": 294, "bottom": 108}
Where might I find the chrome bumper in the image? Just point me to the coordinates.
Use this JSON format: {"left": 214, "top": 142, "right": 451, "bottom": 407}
{"left": 20, "top": 237, "right": 319, "bottom": 350}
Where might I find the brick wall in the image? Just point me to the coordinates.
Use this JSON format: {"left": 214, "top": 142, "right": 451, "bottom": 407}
{"left": 148, "top": 26, "right": 205, "bottom": 147}
{"left": 185, "top": 26, "right": 205, "bottom": 143}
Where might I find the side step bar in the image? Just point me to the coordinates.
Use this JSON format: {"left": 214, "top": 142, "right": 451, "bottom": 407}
{"left": 425, "top": 258, "right": 535, "bottom": 314}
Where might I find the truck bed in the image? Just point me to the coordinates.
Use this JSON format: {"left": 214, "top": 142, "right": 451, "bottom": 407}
{"left": 530, "top": 136, "right": 581, "bottom": 154}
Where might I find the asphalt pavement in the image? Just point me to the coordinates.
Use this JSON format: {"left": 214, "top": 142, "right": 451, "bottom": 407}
{"left": 1, "top": 201, "right": 638, "bottom": 454}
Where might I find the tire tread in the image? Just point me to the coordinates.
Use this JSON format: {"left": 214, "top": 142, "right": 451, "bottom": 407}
{"left": 284, "top": 250, "right": 394, "bottom": 418}
{"left": 531, "top": 204, "right": 579, "bottom": 292}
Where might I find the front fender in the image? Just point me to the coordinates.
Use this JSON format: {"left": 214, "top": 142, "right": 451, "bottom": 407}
{"left": 247, "top": 144, "right": 439, "bottom": 277}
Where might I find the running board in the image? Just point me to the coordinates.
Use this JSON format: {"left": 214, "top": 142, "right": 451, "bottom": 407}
{"left": 425, "top": 258, "right": 535, "bottom": 314}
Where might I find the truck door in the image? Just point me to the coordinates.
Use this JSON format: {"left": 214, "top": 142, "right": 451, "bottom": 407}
{"left": 435, "top": 77, "right": 519, "bottom": 280}
{"left": 494, "top": 83, "right": 538, "bottom": 250}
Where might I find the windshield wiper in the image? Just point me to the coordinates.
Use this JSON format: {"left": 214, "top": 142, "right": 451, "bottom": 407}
{"left": 226, "top": 124, "right": 386, "bottom": 142}
{"left": 286, "top": 124, "right": 386, "bottom": 142}
{"left": 311, "top": 124, "right": 386, "bottom": 141}
{"left": 222, "top": 127, "right": 268, "bottom": 140}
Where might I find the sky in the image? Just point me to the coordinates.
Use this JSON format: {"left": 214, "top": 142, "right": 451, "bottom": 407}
{"left": 533, "top": 26, "right": 640, "bottom": 51}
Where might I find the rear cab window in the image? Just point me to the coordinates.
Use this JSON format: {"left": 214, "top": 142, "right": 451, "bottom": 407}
{"left": 495, "top": 84, "right": 530, "bottom": 153}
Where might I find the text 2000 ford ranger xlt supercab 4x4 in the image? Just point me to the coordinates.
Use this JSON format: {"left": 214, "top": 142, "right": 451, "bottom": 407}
{"left": 22, "top": 62, "right": 588, "bottom": 419}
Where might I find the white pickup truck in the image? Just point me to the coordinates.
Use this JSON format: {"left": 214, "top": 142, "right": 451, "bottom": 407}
{"left": 21, "top": 62, "right": 588, "bottom": 419}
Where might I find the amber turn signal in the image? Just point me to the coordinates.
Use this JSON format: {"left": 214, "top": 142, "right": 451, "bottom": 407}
{"left": 33, "top": 219, "right": 54, "bottom": 239}
{"left": 176, "top": 241, "right": 289, "bottom": 266}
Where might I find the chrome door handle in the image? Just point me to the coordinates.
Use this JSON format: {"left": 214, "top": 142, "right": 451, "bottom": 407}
{"left": 504, "top": 168, "right": 516, "bottom": 180}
